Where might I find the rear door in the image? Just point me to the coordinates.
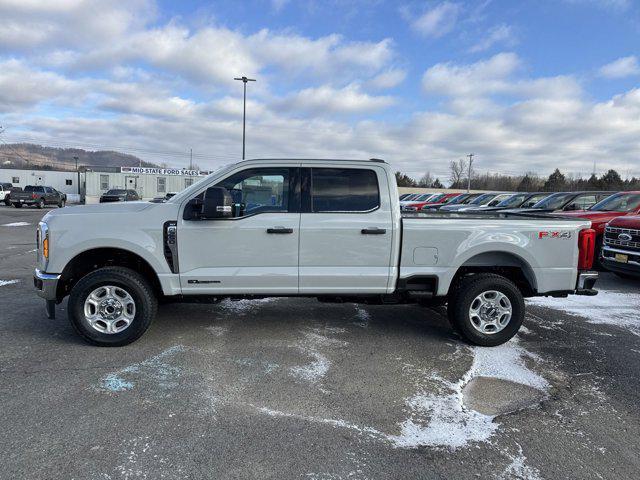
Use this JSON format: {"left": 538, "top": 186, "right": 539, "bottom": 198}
{"left": 298, "top": 165, "right": 394, "bottom": 294}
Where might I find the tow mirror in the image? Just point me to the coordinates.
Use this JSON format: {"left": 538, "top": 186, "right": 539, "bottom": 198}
{"left": 201, "top": 186, "right": 232, "bottom": 219}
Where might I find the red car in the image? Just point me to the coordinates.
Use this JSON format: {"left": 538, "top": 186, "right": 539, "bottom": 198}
{"left": 600, "top": 215, "right": 640, "bottom": 278}
{"left": 403, "top": 192, "right": 461, "bottom": 211}
{"left": 558, "top": 191, "right": 640, "bottom": 258}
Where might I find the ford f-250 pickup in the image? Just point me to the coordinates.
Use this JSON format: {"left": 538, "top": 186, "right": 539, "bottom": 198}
{"left": 33, "top": 159, "right": 598, "bottom": 347}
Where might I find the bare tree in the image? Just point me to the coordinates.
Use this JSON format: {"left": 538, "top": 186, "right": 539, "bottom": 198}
{"left": 449, "top": 158, "right": 467, "bottom": 188}
{"left": 418, "top": 172, "right": 434, "bottom": 188}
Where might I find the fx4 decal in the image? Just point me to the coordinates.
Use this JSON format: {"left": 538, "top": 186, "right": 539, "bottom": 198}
{"left": 538, "top": 231, "right": 572, "bottom": 239}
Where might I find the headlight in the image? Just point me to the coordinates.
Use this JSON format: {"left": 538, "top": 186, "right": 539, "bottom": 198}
{"left": 38, "top": 221, "right": 49, "bottom": 260}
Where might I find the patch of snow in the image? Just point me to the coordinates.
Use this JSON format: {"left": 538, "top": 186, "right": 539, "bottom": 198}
{"left": 499, "top": 444, "right": 542, "bottom": 480}
{"left": 205, "top": 325, "right": 228, "bottom": 336}
{"left": 290, "top": 351, "right": 330, "bottom": 382}
{"left": 389, "top": 339, "right": 548, "bottom": 449}
{"left": 98, "top": 345, "right": 185, "bottom": 392}
{"left": 218, "top": 297, "right": 275, "bottom": 314}
{"left": 1, "top": 222, "right": 30, "bottom": 227}
{"left": 528, "top": 289, "right": 640, "bottom": 336}
{"left": 289, "top": 328, "right": 348, "bottom": 383}
{"left": 0, "top": 279, "right": 19, "bottom": 287}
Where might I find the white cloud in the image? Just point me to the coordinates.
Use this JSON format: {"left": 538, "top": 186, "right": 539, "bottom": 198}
{"left": 469, "top": 24, "right": 516, "bottom": 53}
{"left": 367, "top": 69, "right": 407, "bottom": 89}
{"left": 407, "top": 2, "right": 462, "bottom": 38}
{"left": 599, "top": 56, "right": 640, "bottom": 79}
{"left": 563, "top": 0, "right": 631, "bottom": 11}
{"left": 274, "top": 84, "right": 395, "bottom": 115}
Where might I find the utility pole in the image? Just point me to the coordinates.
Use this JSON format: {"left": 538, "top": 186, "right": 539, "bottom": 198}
{"left": 466, "top": 153, "right": 474, "bottom": 193}
{"left": 189, "top": 148, "right": 193, "bottom": 171}
{"left": 234, "top": 76, "right": 256, "bottom": 160}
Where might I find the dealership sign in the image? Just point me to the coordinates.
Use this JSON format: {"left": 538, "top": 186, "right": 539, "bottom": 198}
{"left": 120, "top": 167, "right": 211, "bottom": 176}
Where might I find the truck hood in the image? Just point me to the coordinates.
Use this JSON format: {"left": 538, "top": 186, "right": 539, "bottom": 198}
{"left": 45, "top": 201, "right": 153, "bottom": 216}
{"left": 557, "top": 211, "right": 629, "bottom": 233}
{"left": 608, "top": 215, "right": 640, "bottom": 229}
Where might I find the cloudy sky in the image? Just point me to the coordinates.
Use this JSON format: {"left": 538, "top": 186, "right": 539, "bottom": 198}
{"left": 0, "top": 0, "right": 639, "bottom": 180}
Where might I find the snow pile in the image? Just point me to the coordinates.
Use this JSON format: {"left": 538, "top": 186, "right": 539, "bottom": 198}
{"left": 528, "top": 290, "right": 640, "bottom": 336}
{"left": 218, "top": 297, "right": 275, "bottom": 314}
{"left": 0, "top": 279, "right": 19, "bottom": 287}
{"left": 289, "top": 328, "right": 347, "bottom": 383}
{"left": 499, "top": 445, "right": 543, "bottom": 480}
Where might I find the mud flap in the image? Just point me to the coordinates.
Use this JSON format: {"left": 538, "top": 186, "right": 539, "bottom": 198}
{"left": 45, "top": 300, "right": 56, "bottom": 319}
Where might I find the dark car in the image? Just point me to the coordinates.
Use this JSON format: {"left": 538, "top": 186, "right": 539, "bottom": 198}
{"left": 465, "top": 192, "right": 551, "bottom": 212}
{"left": 11, "top": 185, "right": 66, "bottom": 208}
{"left": 100, "top": 189, "right": 140, "bottom": 203}
{"left": 506, "top": 191, "right": 613, "bottom": 214}
{"left": 421, "top": 193, "right": 482, "bottom": 211}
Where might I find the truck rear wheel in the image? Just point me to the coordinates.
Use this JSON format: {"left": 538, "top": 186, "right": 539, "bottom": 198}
{"left": 447, "top": 274, "right": 524, "bottom": 347}
{"left": 68, "top": 267, "right": 157, "bottom": 347}
{"left": 37, "top": 199, "right": 44, "bottom": 209}
{"left": 13, "top": 202, "right": 22, "bottom": 208}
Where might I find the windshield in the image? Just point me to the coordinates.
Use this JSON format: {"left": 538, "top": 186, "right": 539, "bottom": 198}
{"left": 414, "top": 193, "right": 433, "bottom": 202}
{"left": 106, "top": 189, "right": 126, "bottom": 195}
{"left": 531, "top": 192, "right": 574, "bottom": 210}
{"left": 590, "top": 193, "right": 640, "bottom": 212}
{"left": 426, "top": 193, "right": 445, "bottom": 202}
{"left": 496, "top": 193, "right": 528, "bottom": 208}
{"left": 469, "top": 193, "right": 496, "bottom": 205}
{"left": 521, "top": 193, "right": 548, "bottom": 208}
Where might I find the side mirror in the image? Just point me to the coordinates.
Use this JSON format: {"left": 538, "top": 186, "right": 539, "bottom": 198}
{"left": 201, "top": 186, "right": 232, "bottom": 219}
{"left": 564, "top": 203, "right": 579, "bottom": 211}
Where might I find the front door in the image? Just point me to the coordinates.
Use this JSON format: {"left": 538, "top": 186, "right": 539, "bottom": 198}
{"left": 298, "top": 166, "right": 394, "bottom": 294}
{"left": 125, "top": 176, "right": 139, "bottom": 197}
{"left": 177, "top": 166, "right": 300, "bottom": 294}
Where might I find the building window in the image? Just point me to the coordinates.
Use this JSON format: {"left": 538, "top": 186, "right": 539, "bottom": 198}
{"left": 185, "top": 178, "right": 194, "bottom": 188}
{"left": 157, "top": 177, "right": 166, "bottom": 193}
{"left": 66, "top": 179, "right": 73, "bottom": 185}
{"left": 100, "top": 175, "right": 109, "bottom": 190}
{"left": 12, "top": 177, "right": 19, "bottom": 184}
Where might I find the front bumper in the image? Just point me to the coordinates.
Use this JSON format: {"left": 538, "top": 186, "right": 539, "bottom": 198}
{"left": 34, "top": 268, "right": 60, "bottom": 301}
{"left": 601, "top": 246, "right": 640, "bottom": 278}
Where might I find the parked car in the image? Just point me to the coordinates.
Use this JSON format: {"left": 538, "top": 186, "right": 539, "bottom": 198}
{"left": 509, "top": 191, "right": 613, "bottom": 214}
{"left": 11, "top": 186, "right": 66, "bottom": 208}
{"left": 422, "top": 193, "right": 482, "bottom": 211}
{"left": 600, "top": 215, "right": 640, "bottom": 279}
{"left": 35, "top": 158, "right": 597, "bottom": 348}
{"left": 4, "top": 186, "right": 22, "bottom": 206}
{"left": 558, "top": 192, "right": 640, "bottom": 261}
{"left": 465, "top": 192, "right": 550, "bottom": 212}
{"left": 399, "top": 193, "right": 437, "bottom": 208}
{"left": 403, "top": 193, "right": 460, "bottom": 212}
{"left": 440, "top": 193, "right": 506, "bottom": 211}
{"left": 399, "top": 193, "right": 415, "bottom": 201}
{"left": 99, "top": 189, "right": 140, "bottom": 203}
{"left": 0, "top": 182, "right": 13, "bottom": 205}
{"left": 456, "top": 193, "right": 514, "bottom": 212}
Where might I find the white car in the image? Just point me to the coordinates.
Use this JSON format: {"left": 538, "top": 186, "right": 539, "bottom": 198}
{"left": 456, "top": 193, "right": 514, "bottom": 211}
{"left": 34, "top": 158, "right": 598, "bottom": 347}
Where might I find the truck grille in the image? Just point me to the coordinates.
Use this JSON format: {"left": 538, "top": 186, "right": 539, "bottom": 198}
{"left": 604, "top": 226, "right": 640, "bottom": 251}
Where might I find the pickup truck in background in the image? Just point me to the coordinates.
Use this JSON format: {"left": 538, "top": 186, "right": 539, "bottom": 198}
{"left": 34, "top": 158, "right": 598, "bottom": 347}
{"left": 558, "top": 192, "right": 640, "bottom": 261}
{"left": 11, "top": 186, "right": 66, "bottom": 208}
{"left": 401, "top": 192, "right": 460, "bottom": 211}
{"left": 600, "top": 215, "right": 640, "bottom": 278}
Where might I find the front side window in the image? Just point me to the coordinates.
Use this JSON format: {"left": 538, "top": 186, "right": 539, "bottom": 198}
{"left": 311, "top": 168, "right": 379, "bottom": 212}
{"left": 216, "top": 167, "right": 290, "bottom": 217}
{"left": 157, "top": 177, "right": 166, "bottom": 193}
{"left": 100, "top": 175, "right": 109, "bottom": 190}
{"left": 591, "top": 193, "right": 640, "bottom": 212}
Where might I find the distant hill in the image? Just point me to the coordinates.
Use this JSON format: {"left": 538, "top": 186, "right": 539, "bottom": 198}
{"left": 0, "top": 143, "right": 160, "bottom": 171}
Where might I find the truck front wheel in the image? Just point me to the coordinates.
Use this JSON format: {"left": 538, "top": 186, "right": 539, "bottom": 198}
{"left": 68, "top": 267, "right": 157, "bottom": 346}
{"left": 447, "top": 274, "right": 524, "bottom": 347}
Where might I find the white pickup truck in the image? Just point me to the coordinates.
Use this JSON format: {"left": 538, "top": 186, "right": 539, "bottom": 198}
{"left": 34, "top": 159, "right": 598, "bottom": 347}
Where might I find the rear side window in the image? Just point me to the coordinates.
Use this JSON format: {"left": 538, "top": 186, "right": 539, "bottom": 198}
{"left": 311, "top": 168, "right": 379, "bottom": 212}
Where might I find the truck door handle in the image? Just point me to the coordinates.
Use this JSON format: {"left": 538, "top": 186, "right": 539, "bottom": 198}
{"left": 361, "top": 228, "right": 386, "bottom": 235}
{"left": 267, "top": 227, "right": 294, "bottom": 234}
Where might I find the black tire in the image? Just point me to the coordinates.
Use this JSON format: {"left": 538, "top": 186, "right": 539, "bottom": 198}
{"left": 13, "top": 202, "right": 22, "bottom": 208}
{"left": 68, "top": 267, "right": 157, "bottom": 347}
{"left": 3, "top": 198, "right": 10, "bottom": 206}
{"left": 58, "top": 199, "right": 65, "bottom": 208}
{"left": 447, "top": 274, "right": 525, "bottom": 347}
{"left": 37, "top": 199, "right": 44, "bottom": 209}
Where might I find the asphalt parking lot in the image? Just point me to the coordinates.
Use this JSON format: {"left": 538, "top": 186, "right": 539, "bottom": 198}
{"left": 1, "top": 206, "right": 639, "bottom": 480}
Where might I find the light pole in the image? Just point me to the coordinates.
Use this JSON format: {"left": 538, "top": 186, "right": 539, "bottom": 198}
{"left": 234, "top": 76, "right": 256, "bottom": 160}
{"left": 466, "top": 153, "right": 474, "bottom": 193}
{"left": 74, "top": 156, "right": 80, "bottom": 196}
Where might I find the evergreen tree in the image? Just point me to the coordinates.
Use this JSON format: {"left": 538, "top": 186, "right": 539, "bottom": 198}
{"left": 543, "top": 169, "right": 567, "bottom": 192}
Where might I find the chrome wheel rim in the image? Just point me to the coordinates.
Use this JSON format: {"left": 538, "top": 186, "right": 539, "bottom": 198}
{"left": 468, "top": 290, "right": 512, "bottom": 334}
{"left": 83, "top": 285, "right": 136, "bottom": 334}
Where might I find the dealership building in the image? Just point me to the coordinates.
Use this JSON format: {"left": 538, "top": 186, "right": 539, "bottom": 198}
{"left": 0, "top": 166, "right": 212, "bottom": 203}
